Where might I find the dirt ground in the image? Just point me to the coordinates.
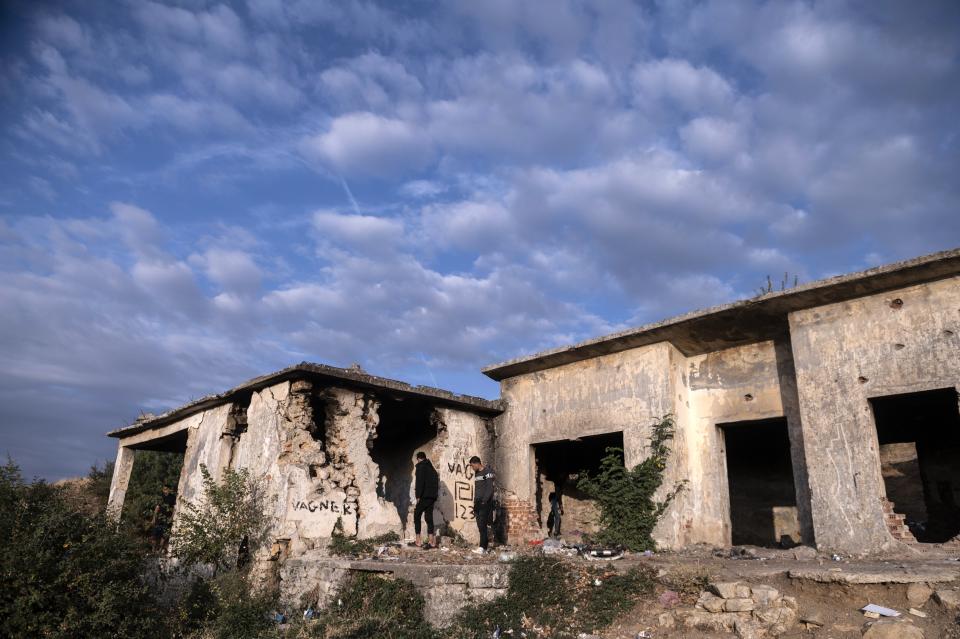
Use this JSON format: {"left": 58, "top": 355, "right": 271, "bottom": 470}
{"left": 384, "top": 539, "right": 960, "bottom": 638}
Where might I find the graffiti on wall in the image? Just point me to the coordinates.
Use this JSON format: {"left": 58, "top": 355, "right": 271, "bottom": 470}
{"left": 290, "top": 499, "right": 354, "bottom": 516}
{"left": 447, "top": 455, "right": 476, "bottom": 521}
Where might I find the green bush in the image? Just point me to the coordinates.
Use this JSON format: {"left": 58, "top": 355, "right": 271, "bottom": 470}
{"left": 577, "top": 415, "right": 686, "bottom": 551}
{"left": 0, "top": 459, "right": 163, "bottom": 639}
{"left": 170, "top": 464, "right": 267, "bottom": 573}
{"left": 450, "top": 556, "right": 653, "bottom": 639}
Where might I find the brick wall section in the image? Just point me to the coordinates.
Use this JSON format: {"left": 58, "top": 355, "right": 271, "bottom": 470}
{"left": 882, "top": 499, "right": 917, "bottom": 544}
{"left": 503, "top": 497, "right": 540, "bottom": 543}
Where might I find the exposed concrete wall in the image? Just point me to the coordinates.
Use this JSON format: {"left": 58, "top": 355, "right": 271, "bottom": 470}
{"left": 495, "top": 338, "right": 819, "bottom": 549}
{"left": 789, "top": 275, "right": 960, "bottom": 553}
{"left": 680, "top": 341, "right": 785, "bottom": 546}
{"left": 432, "top": 407, "right": 492, "bottom": 543}
{"left": 495, "top": 343, "right": 680, "bottom": 545}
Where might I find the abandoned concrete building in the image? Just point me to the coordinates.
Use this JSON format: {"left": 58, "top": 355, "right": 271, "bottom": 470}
{"left": 107, "top": 248, "right": 960, "bottom": 562}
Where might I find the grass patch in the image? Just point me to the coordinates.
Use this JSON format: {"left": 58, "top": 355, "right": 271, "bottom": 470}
{"left": 327, "top": 517, "right": 401, "bottom": 557}
{"left": 449, "top": 556, "right": 654, "bottom": 639}
{"left": 286, "top": 572, "right": 438, "bottom": 639}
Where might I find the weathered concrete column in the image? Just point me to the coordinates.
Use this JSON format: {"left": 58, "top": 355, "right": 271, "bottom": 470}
{"left": 774, "top": 337, "right": 816, "bottom": 545}
{"left": 106, "top": 444, "right": 135, "bottom": 518}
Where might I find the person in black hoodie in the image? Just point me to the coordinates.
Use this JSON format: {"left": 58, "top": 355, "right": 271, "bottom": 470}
{"left": 413, "top": 451, "right": 440, "bottom": 548}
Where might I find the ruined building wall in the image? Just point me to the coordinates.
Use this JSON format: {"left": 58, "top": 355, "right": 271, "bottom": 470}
{"left": 494, "top": 337, "right": 820, "bottom": 549}
{"left": 677, "top": 340, "right": 814, "bottom": 546}
{"left": 678, "top": 341, "right": 786, "bottom": 546}
{"left": 789, "top": 275, "right": 960, "bottom": 553}
{"left": 495, "top": 342, "right": 680, "bottom": 545}
{"left": 110, "top": 378, "right": 494, "bottom": 562}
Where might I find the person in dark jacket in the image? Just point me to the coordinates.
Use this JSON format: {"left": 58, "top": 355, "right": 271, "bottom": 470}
{"left": 469, "top": 455, "right": 495, "bottom": 553}
{"left": 413, "top": 451, "right": 440, "bottom": 548}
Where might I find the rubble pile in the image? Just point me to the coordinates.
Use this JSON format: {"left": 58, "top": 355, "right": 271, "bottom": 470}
{"left": 658, "top": 581, "right": 797, "bottom": 638}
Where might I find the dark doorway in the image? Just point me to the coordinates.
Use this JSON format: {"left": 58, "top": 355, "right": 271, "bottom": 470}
{"left": 721, "top": 417, "right": 798, "bottom": 547}
{"left": 871, "top": 387, "right": 960, "bottom": 543}
{"left": 533, "top": 431, "right": 624, "bottom": 539}
{"left": 369, "top": 396, "right": 437, "bottom": 533}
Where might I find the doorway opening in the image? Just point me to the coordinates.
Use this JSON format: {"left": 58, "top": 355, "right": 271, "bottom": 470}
{"left": 124, "top": 429, "right": 188, "bottom": 546}
{"left": 720, "top": 417, "right": 799, "bottom": 547}
{"left": 533, "top": 431, "right": 624, "bottom": 540}
{"left": 871, "top": 387, "right": 960, "bottom": 543}
{"left": 370, "top": 396, "right": 437, "bottom": 533}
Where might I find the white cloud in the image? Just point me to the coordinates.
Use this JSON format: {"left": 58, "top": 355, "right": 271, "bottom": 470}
{"left": 680, "top": 117, "right": 745, "bottom": 163}
{"left": 301, "top": 112, "right": 432, "bottom": 177}
{"left": 632, "top": 58, "right": 735, "bottom": 114}
{"left": 199, "top": 248, "right": 263, "bottom": 297}
{"left": 313, "top": 210, "right": 405, "bottom": 252}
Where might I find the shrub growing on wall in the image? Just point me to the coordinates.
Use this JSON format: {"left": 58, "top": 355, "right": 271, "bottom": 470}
{"left": 170, "top": 464, "right": 267, "bottom": 573}
{"left": 577, "top": 415, "right": 685, "bottom": 551}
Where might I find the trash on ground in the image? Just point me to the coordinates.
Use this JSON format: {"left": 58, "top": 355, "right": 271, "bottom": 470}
{"left": 909, "top": 607, "right": 927, "bottom": 618}
{"left": 861, "top": 604, "right": 900, "bottom": 617}
{"left": 582, "top": 546, "right": 624, "bottom": 561}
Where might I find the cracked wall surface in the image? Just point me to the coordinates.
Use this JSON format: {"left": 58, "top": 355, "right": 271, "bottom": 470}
{"left": 789, "top": 275, "right": 960, "bottom": 553}
{"left": 114, "top": 378, "right": 496, "bottom": 566}
{"left": 494, "top": 337, "right": 819, "bottom": 549}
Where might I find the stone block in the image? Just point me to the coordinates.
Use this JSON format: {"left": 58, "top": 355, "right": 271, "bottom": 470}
{"left": 792, "top": 545, "right": 817, "bottom": 560}
{"left": 657, "top": 612, "right": 675, "bottom": 628}
{"left": 724, "top": 598, "right": 755, "bottom": 612}
{"left": 710, "top": 581, "right": 743, "bottom": 599}
{"left": 735, "top": 583, "right": 753, "bottom": 599}
{"left": 697, "top": 592, "right": 726, "bottom": 613}
{"left": 467, "top": 572, "right": 494, "bottom": 588}
{"left": 750, "top": 584, "right": 779, "bottom": 605}
{"left": 935, "top": 589, "right": 960, "bottom": 609}
{"left": 679, "top": 610, "right": 739, "bottom": 632}
{"left": 769, "top": 607, "right": 797, "bottom": 635}
{"left": 907, "top": 582, "right": 933, "bottom": 605}
{"left": 862, "top": 620, "right": 924, "bottom": 639}
{"left": 734, "top": 618, "right": 765, "bottom": 639}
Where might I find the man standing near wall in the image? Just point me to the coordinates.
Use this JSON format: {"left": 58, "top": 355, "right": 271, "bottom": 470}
{"left": 469, "top": 455, "right": 495, "bottom": 554}
{"left": 413, "top": 451, "right": 439, "bottom": 549}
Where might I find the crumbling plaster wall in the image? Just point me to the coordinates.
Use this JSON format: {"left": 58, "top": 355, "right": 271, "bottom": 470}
{"left": 789, "top": 275, "right": 960, "bottom": 553}
{"left": 153, "top": 378, "right": 493, "bottom": 560}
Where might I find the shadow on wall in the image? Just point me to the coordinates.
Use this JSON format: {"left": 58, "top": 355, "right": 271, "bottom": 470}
{"left": 370, "top": 397, "right": 437, "bottom": 534}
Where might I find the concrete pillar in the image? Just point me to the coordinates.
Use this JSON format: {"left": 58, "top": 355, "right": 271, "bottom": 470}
{"left": 106, "top": 443, "right": 135, "bottom": 518}
{"left": 775, "top": 337, "right": 816, "bottom": 545}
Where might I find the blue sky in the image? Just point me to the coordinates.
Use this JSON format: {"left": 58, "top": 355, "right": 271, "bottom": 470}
{"left": 2, "top": 0, "right": 959, "bottom": 479}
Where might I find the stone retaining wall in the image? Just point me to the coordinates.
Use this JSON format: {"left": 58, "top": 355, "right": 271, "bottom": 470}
{"left": 279, "top": 554, "right": 510, "bottom": 627}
